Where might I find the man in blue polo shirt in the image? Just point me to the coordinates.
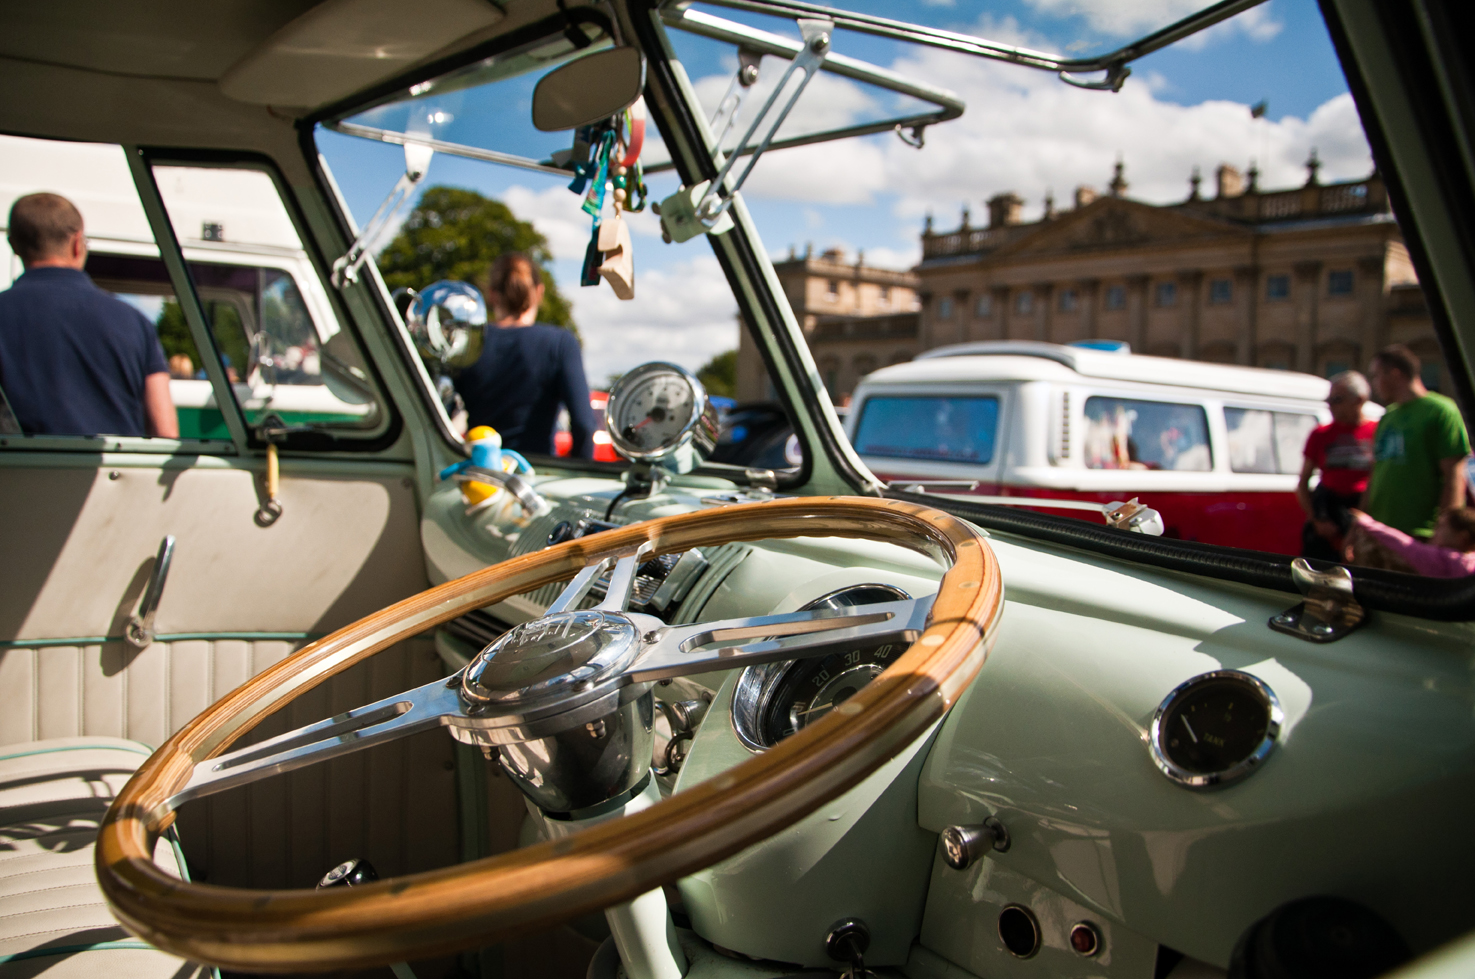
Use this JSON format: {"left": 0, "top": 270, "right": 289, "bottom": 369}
{"left": 0, "top": 192, "right": 176, "bottom": 437}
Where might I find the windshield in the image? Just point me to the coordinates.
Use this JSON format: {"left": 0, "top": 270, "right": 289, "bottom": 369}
{"left": 317, "top": 0, "right": 1473, "bottom": 583}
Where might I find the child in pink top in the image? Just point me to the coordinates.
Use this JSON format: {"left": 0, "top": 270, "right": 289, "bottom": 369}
{"left": 1347, "top": 507, "right": 1475, "bottom": 577}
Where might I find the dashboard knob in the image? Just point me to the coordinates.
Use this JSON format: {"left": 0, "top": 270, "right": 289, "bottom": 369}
{"left": 940, "top": 817, "right": 1009, "bottom": 870}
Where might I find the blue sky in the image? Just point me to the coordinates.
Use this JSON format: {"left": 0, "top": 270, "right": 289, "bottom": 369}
{"left": 317, "top": 0, "right": 1369, "bottom": 384}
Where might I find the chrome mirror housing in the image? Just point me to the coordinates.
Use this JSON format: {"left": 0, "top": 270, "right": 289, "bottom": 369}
{"left": 406, "top": 279, "right": 486, "bottom": 371}
{"left": 532, "top": 47, "right": 645, "bottom": 132}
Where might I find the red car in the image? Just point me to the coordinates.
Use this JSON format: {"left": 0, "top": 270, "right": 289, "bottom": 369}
{"left": 554, "top": 391, "right": 619, "bottom": 462}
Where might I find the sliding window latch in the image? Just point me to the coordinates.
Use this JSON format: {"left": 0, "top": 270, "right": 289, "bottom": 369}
{"left": 1269, "top": 558, "right": 1365, "bottom": 643}
{"left": 658, "top": 17, "right": 833, "bottom": 243}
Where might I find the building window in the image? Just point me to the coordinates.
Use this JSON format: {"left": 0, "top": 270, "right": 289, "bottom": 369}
{"left": 1059, "top": 288, "right": 1078, "bottom": 312}
{"left": 1328, "top": 269, "right": 1354, "bottom": 296}
{"left": 1154, "top": 281, "right": 1178, "bottom": 307}
{"left": 1016, "top": 291, "right": 1034, "bottom": 314}
{"left": 1266, "top": 274, "right": 1291, "bottom": 300}
{"left": 938, "top": 296, "right": 954, "bottom": 319}
{"left": 1209, "top": 278, "right": 1232, "bottom": 304}
{"left": 878, "top": 284, "right": 891, "bottom": 304}
{"left": 1104, "top": 285, "right": 1126, "bottom": 310}
{"left": 826, "top": 279, "right": 839, "bottom": 299}
{"left": 975, "top": 294, "right": 993, "bottom": 317}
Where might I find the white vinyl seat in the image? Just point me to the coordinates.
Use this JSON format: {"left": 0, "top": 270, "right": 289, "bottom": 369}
{"left": 0, "top": 737, "right": 208, "bottom": 977}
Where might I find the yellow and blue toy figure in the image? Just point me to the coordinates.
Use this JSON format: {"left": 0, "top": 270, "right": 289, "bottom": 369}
{"left": 439, "top": 426, "right": 533, "bottom": 510}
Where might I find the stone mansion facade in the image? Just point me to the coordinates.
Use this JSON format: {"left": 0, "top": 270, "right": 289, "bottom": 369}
{"left": 734, "top": 158, "right": 1440, "bottom": 404}
{"left": 915, "top": 161, "right": 1439, "bottom": 390}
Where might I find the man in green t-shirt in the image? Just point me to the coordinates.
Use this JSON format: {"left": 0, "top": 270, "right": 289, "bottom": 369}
{"left": 1362, "top": 345, "right": 1471, "bottom": 539}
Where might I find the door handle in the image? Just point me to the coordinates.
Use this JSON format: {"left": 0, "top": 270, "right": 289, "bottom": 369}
{"left": 126, "top": 535, "right": 175, "bottom": 648}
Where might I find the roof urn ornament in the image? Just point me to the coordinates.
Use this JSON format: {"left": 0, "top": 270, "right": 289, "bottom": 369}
{"left": 1109, "top": 158, "right": 1128, "bottom": 197}
{"left": 1305, "top": 147, "right": 1321, "bottom": 187}
{"left": 1189, "top": 166, "right": 1202, "bottom": 201}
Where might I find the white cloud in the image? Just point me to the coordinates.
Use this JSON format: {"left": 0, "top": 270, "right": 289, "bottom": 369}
{"left": 502, "top": 183, "right": 592, "bottom": 261}
{"left": 570, "top": 253, "right": 739, "bottom": 386}
{"left": 862, "top": 243, "right": 923, "bottom": 269}
{"left": 882, "top": 41, "right": 1371, "bottom": 226}
{"left": 698, "top": 34, "right": 1370, "bottom": 234}
{"left": 1021, "top": 0, "right": 1283, "bottom": 40}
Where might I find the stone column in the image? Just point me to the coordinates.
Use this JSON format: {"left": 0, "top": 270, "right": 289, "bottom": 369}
{"left": 1037, "top": 283, "right": 1054, "bottom": 343}
{"left": 1234, "top": 265, "right": 1258, "bottom": 365}
{"left": 1358, "top": 253, "right": 1386, "bottom": 368}
{"left": 1294, "top": 260, "right": 1323, "bottom": 373}
{"left": 1080, "top": 279, "right": 1100, "bottom": 342}
{"left": 1126, "top": 275, "right": 1149, "bottom": 353}
{"left": 991, "top": 286, "right": 1009, "bottom": 341}
{"left": 1179, "top": 270, "right": 1204, "bottom": 361}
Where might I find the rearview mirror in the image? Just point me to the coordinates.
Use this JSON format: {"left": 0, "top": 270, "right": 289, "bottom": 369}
{"left": 532, "top": 47, "right": 645, "bottom": 132}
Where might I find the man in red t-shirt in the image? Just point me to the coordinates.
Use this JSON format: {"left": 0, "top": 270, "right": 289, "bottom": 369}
{"left": 1297, "top": 371, "right": 1378, "bottom": 560}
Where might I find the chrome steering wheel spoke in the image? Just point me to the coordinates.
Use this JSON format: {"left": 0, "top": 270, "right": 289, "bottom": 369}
{"left": 167, "top": 676, "right": 462, "bottom": 810}
{"left": 622, "top": 595, "right": 933, "bottom": 684}
{"left": 161, "top": 582, "right": 930, "bottom": 810}
{"left": 596, "top": 547, "right": 652, "bottom": 612}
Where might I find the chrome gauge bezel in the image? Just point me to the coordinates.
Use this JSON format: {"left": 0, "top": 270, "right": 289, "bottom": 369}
{"left": 605, "top": 361, "right": 720, "bottom": 473}
{"left": 1149, "top": 669, "right": 1283, "bottom": 789}
{"left": 731, "top": 584, "right": 912, "bottom": 752}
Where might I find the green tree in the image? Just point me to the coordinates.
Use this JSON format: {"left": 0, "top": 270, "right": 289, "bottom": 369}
{"left": 376, "top": 185, "right": 576, "bottom": 333}
{"left": 697, "top": 349, "right": 737, "bottom": 399}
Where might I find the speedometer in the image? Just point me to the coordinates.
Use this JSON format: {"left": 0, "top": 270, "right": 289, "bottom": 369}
{"left": 606, "top": 362, "right": 719, "bottom": 473}
{"left": 731, "top": 585, "right": 911, "bottom": 751}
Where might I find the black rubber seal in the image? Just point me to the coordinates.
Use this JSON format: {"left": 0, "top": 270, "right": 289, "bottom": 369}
{"left": 900, "top": 490, "right": 1475, "bottom": 620}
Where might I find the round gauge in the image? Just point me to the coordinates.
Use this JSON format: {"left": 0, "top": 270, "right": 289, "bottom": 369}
{"left": 606, "top": 362, "right": 719, "bottom": 473}
{"left": 731, "top": 585, "right": 910, "bottom": 751}
{"left": 1149, "top": 670, "right": 1282, "bottom": 788}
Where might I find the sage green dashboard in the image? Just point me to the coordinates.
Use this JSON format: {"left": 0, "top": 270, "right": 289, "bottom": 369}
{"left": 420, "top": 467, "right": 1475, "bottom": 978}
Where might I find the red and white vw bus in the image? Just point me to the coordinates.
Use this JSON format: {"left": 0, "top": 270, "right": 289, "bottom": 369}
{"left": 847, "top": 341, "right": 1360, "bottom": 555}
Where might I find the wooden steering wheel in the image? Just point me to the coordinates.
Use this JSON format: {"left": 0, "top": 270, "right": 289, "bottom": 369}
{"left": 96, "top": 496, "right": 1003, "bottom": 972}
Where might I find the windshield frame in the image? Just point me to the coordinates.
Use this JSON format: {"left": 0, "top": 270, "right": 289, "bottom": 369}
{"left": 303, "top": 0, "right": 1475, "bottom": 619}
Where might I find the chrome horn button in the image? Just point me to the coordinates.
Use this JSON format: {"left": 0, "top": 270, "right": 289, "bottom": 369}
{"left": 461, "top": 609, "right": 641, "bottom": 707}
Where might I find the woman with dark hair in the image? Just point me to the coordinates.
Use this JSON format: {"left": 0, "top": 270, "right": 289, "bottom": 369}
{"left": 454, "top": 252, "right": 596, "bottom": 457}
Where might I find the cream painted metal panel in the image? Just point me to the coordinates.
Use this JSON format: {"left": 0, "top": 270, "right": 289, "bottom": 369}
{"left": 0, "top": 457, "right": 425, "bottom": 639}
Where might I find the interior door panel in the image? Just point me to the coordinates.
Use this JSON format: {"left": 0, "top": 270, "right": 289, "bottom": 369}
{"left": 0, "top": 454, "right": 459, "bottom": 906}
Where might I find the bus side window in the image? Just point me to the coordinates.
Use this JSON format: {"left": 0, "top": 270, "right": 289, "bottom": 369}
{"left": 1226, "top": 407, "right": 1319, "bottom": 474}
{"left": 1083, "top": 396, "right": 1212, "bottom": 472}
{"left": 1226, "top": 407, "right": 1277, "bottom": 473}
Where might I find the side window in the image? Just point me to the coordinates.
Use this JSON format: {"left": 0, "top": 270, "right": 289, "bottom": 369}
{"left": 0, "top": 136, "right": 211, "bottom": 444}
{"left": 1083, "top": 396, "right": 1211, "bottom": 471}
{"left": 853, "top": 396, "right": 999, "bottom": 464}
{"left": 1226, "top": 407, "right": 1319, "bottom": 474}
{"left": 1225, "top": 407, "right": 1277, "bottom": 473}
{"left": 149, "top": 165, "right": 385, "bottom": 440}
{"left": 1273, "top": 411, "right": 1319, "bottom": 474}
